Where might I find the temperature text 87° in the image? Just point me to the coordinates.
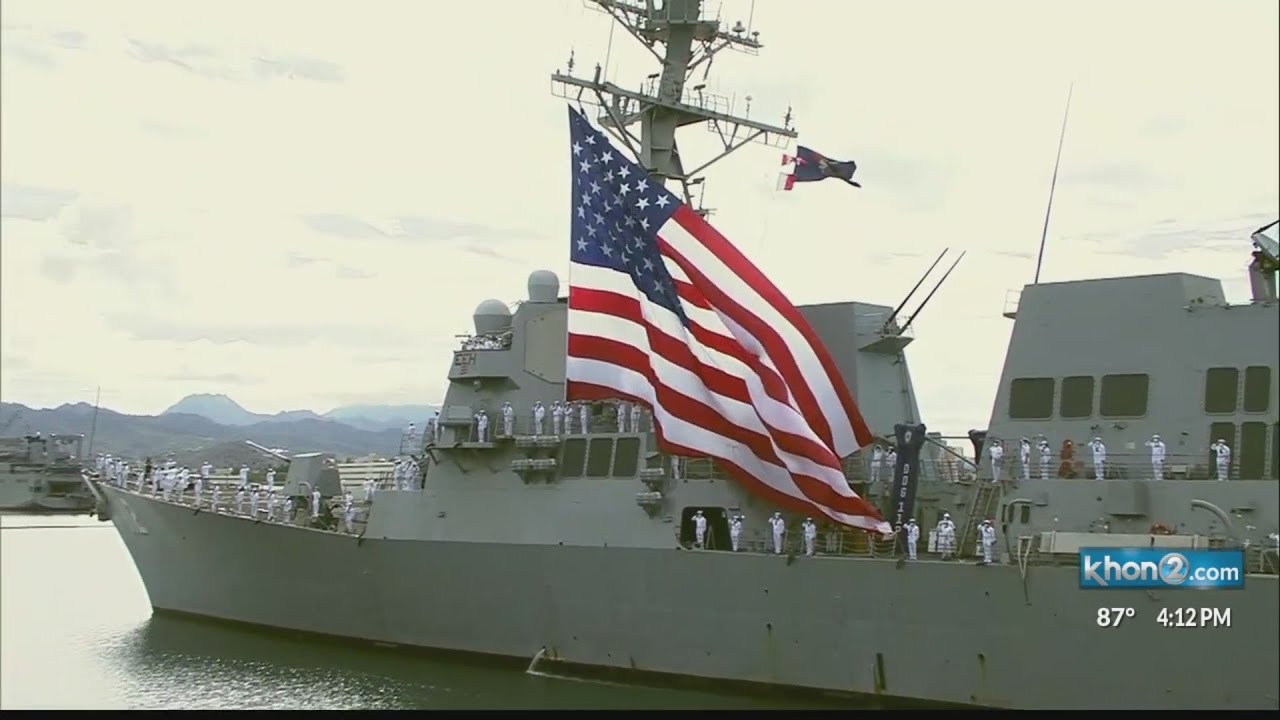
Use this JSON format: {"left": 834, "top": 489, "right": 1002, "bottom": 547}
{"left": 1096, "top": 607, "right": 1136, "bottom": 627}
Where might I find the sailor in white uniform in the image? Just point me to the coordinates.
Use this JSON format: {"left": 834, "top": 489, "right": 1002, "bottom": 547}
{"left": 501, "top": 401, "right": 515, "bottom": 437}
{"left": 769, "top": 512, "right": 786, "bottom": 554}
{"left": 265, "top": 468, "right": 277, "bottom": 492}
{"left": 551, "top": 401, "right": 564, "bottom": 436}
{"left": 1018, "top": 437, "right": 1032, "bottom": 482}
{"left": 344, "top": 502, "right": 357, "bottom": 534}
{"left": 630, "top": 403, "right": 642, "bottom": 433}
{"left": 475, "top": 409, "right": 489, "bottom": 443}
{"left": 936, "top": 513, "right": 956, "bottom": 560}
{"left": 1088, "top": 437, "right": 1106, "bottom": 480}
{"left": 1036, "top": 437, "right": 1052, "bottom": 480}
{"left": 406, "top": 459, "right": 420, "bottom": 490}
{"left": 175, "top": 466, "right": 190, "bottom": 502}
{"left": 200, "top": 460, "right": 212, "bottom": 482}
{"left": 434, "top": 417, "right": 444, "bottom": 443}
{"left": 692, "top": 510, "right": 707, "bottom": 548}
{"left": 363, "top": 477, "right": 376, "bottom": 501}
{"left": 563, "top": 401, "right": 574, "bottom": 435}
{"left": 904, "top": 518, "right": 920, "bottom": 561}
{"left": 1213, "top": 439, "right": 1232, "bottom": 481}
{"left": 266, "top": 490, "right": 278, "bottom": 521}
{"left": 250, "top": 487, "right": 261, "bottom": 518}
{"left": 670, "top": 455, "right": 681, "bottom": 481}
{"left": 616, "top": 401, "right": 628, "bottom": 433}
{"left": 579, "top": 402, "right": 590, "bottom": 435}
{"left": 1145, "top": 434, "right": 1167, "bottom": 480}
{"left": 801, "top": 517, "right": 818, "bottom": 556}
{"left": 988, "top": 440, "right": 1004, "bottom": 483}
{"left": 406, "top": 422, "right": 416, "bottom": 443}
{"left": 979, "top": 519, "right": 997, "bottom": 564}
{"left": 211, "top": 485, "right": 222, "bottom": 513}
{"left": 234, "top": 487, "right": 247, "bottom": 514}
{"left": 532, "top": 401, "right": 546, "bottom": 435}
{"left": 311, "top": 488, "right": 322, "bottom": 519}
{"left": 191, "top": 467, "right": 204, "bottom": 503}
{"left": 884, "top": 448, "right": 897, "bottom": 480}
{"left": 870, "top": 444, "right": 884, "bottom": 483}
{"left": 283, "top": 496, "right": 294, "bottom": 523}
{"left": 238, "top": 465, "right": 250, "bottom": 489}
{"left": 729, "top": 514, "right": 743, "bottom": 552}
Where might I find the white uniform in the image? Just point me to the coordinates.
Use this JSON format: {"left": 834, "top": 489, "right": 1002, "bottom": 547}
{"left": 175, "top": 468, "right": 190, "bottom": 501}
{"left": 989, "top": 442, "right": 1004, "bottom": 483}
{"left": 200, "top": 462, "right": 212, "bottom": 481}
{"left": 693, "top": 511, "right": 707, "bottom": 548}
{"left": 551, "top": 402, "right": 564, "bottom": 436}
{"left": 283, "top": 497, "right": 294, "bottom": 522}
{"left": 579, "top": 403, "right": 589, "bottom": 435}
{"left": 1088, "top": 438, "right": 1107, "bottom": 480}
{"left": 250, "top": 489, "right": 261, "bottom": 517}
{"left": 238, "top": 465, "right": 250, "bottom": 489}
{"left": 265, "top": 469, "right": 276, "bottom": 492}
{"left": 1019, "top": 438, "right": 1031, "bottom": 482}
{"left": 979, "top": 521, "right": 997, "bottom": 564}
{"left": 211, "top": 486, "right": 222, "bottom": 512}
{"left": 235, "top": 488, "right": 246, "bottom": 514}
{"left": 616, "top": 402, "right": 628, "bottom": 433}
{"left": 405, "top": 460, "right": 419, "bottom": 490}
{"left": 884, "top": 450, "right": 897, "bottom": 480}
{"left": 532, "top": 402, "right": 545, "bottom": 435}
{"left": 266, "top": 491, "right": 278, "bottom": 521}
{"left": 364, "top": 478, "right": 376, "bottom": 501}
{"left": 1037, "top": 439, "right": 1052, "bottom": 480}
{"left": 344, "top": 503, "right": 357, "bottom": 533}
{"left": 501, "top": 402, "right": 515, "bottom": 436}
{"left": 475, "top": 411, "right": 489, "bottom": 442}
{"left": 311, "top": 489, "right": 322, "bottom": 518}
{"left": 671, "top": 456, "right": 681, "bottom": 481}
{"left": 904, "top": 520, "right": 920, "bottom": 560}
{"left": 870, "top": 446, "right": 884, "bottom": 483}
{"left": 802, "top": 519, "right": 817, "bottom": 556}
{"left": 936, "top": 515, "right": 956, "bottom": 558}
{"left": 1145, "top": 435, "right": 1166, "bottom": 480}
{"left": 1214, "top": 440, "right": 1231, "bottom": 481}
{"left": 563, "top": 402, "right": 574, "bottom": 435}
{"left": 729, "top": 516, "right": 743, "bottom": 552}
{"left": 434, "top": 417, "right": 444, "bottom": 443}
{"left": 630, "top": 404, "right": 642, "bottom": 433}
{"left": 769, "top": 513, "right": 786, "bottom": 554}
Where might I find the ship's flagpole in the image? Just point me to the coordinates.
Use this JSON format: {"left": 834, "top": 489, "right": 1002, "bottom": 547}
{"left": 1033, "top": 82, "right": 1074, "bottom": 285}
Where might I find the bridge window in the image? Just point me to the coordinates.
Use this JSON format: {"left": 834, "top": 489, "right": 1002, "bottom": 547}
{"left": 1243, "top": 366, "right": 1272, "bottom": 413}
{"left": 1203, "top": 367, "right": 1239, "bottom": 414}
{"left": 1059, "top": 376, "right": 1094, "bottom": 418}
{"left": 612, "top": 437, "right": 640, "bottom": 477}
{"left": 1239, "top": 423, "right": 1267, "bottom": 480}
{"left": 585, "top": 438, "right": 613, "bottom": 478}
{"left": 1208, "top": 423, "right": 1235, "bottom": 478}
{"left": 560, "top": 438, "right": 587, "bottom": 477}
{"left": 1008, "top": 378, "right": 1054, "bottom": 420}
{"left": 1100, "top": 374, "right": 1149, "bottom": 417}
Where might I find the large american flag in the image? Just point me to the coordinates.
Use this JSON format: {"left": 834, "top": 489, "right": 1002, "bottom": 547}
{"left": 563, "top": 107, "right": 890, "bottom": 535}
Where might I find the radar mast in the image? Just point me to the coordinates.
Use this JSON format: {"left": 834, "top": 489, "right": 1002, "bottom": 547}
{"left": 551, "top": 0, "right": 797, "bottom": 217}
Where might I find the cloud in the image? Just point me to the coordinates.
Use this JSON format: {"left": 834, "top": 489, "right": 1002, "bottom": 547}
{"left": 124, "top": 37, "right": 343, "bottom": 84}
{"left": 301, "top": 214, "right": 534, "bottom": 253}
{"left": 102, "top": 311, "right": 410, "bottom": 348}
{"left": 47, "top": 30, "right": 85, "bottom": 50}
{"left": 251, "top": 55, "right": 344, "bottom": 84}
{"left": 158, "top": 368, "right": 254, "bottom": 385}
{"left": 0, "top": 184, "right": 79, "bottom": 221}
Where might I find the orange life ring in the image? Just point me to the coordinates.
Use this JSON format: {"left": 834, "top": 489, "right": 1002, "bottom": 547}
{"left": 1149, "top": 523, "right": 1173, "bottom": 536}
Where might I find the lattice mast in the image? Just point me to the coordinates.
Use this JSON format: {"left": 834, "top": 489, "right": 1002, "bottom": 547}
{"left": 552, "top": 0, "right": 796, "bottom": 216}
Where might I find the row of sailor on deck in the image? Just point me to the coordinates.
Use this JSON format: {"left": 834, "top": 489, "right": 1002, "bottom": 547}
{"left": 411, "top": 400, "right": 651, "bottom": 444}
{"left": 864, "top": 433, "right": 1237, "bottom": 483}
{"left": 459, "top": 332, "right": 512, "bottom": 350}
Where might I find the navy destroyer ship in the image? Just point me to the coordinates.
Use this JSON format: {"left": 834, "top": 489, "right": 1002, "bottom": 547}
{"left": 87, "top": 0, "right": 1277, "bottom": 709}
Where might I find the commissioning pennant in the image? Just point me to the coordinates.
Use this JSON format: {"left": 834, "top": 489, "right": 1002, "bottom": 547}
{"left": 563, "top": 106, "right": 890, "bottom": 535}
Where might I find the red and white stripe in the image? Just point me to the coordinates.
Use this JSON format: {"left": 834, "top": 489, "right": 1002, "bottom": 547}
{"left": 567, "top": 204, "right": 889, "bottom": 534}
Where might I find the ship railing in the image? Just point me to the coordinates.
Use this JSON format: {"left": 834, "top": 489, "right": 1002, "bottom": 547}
{"left": 978, "top": 450, "right": 1263, "bottom": 482}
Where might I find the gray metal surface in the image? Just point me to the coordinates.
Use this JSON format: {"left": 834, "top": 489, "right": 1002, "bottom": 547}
{"left": 0, "top": 433, "right": 92, "bottom": 513}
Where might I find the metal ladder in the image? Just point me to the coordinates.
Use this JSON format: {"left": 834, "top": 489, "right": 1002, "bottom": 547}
{"left": 958, "top": 483, "right": 1001, "bottom": 557}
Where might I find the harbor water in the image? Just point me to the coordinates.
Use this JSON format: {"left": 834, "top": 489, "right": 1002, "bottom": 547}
{"left": 0, "top": 514, "right": 850, "bottom": 710}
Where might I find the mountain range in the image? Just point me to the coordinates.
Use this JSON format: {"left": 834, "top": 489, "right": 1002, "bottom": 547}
{"left": 0, "top": 394, "right": 439, "bottom": 463}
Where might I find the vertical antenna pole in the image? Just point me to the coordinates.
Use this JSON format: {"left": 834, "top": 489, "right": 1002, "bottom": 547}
{"left": 86, "top": 386, "right": 101, "bottom": 455}
{"left": 1033, "top": 83, "right": 1074, "bottom": 285}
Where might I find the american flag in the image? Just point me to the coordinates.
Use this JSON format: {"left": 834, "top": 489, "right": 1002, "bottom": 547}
{"left": 563, "top": 107, "right": 890, "bottom": 535}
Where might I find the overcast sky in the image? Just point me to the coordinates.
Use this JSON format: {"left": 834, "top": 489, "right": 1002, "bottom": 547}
{"left": 2, "top": 0, "right": 1277, "bottom": 433}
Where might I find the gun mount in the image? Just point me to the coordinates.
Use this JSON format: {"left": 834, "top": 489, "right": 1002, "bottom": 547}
{"left": 279, "top": 452, "right": 342, "bottom": 498}
{"left": 244, "top": 440, "right": 291, "bottom": 463}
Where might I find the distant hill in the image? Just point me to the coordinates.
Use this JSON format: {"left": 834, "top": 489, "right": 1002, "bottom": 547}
{"left": 0, "top": 400, "right": 405, "bottom": 461}
{"left": 160, "top": 393, "right": 437, "bottom": 432}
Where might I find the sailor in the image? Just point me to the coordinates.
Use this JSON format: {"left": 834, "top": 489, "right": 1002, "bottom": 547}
{"left": 311, "top": 487, "right": 322, "bottom": 519}
{"left": 200, "top": 460, "right": 212, "bottom": 483}
{"left": 343, "top": 502, "right": 357, "bottom": 534}
{"left": 406, "top": 422, "right": 416, "bottom": 441}
{"left": 265, "top": 468, "right": 277, "bottom": 492}
{"left": 801, "top": 517, "right": 818, "bottom": 556}
{"left": 691, "top": 510, "right": 708, "bottom": 548}
{"left": 162, "top": 467, "right": 177, "bottom": 500}
{"left": 904, "top": 518, "right": 920, "bottom": 561}
{"left": 175, "top": 466, "right": 190, "bottom": 502}
{"left": 563, "top": 401, "right": 574, "bottom": 435}
{"left": 769, "top": 512, "right": 786, "bottom": 554}
{"left": 434, "top": 416, "right": 444, "bottom": 443}
{"left": 235, "top": 487, "right": 247, "bottom": 514}
{"left": 119, "top": 461, "right": 130, "bottom": 488}
{"left": 988, "top": 439, "right": 1004, "bottom": 483}
{"left": 630, "top": 403, "right": 643, "bottom": 433}
{"left": 283, "top": 496, "right": 294, "bottom": 523}
{"left": 250, "top": 486, "right": 261, "bottom": 518}
{"left": 670, "top": 455, "right": 681, "bottom": 481}
{"left": 729, "top": 514, "right": 743, "bottom": 552}
{"left": 363, "top": 477, "right": 376, "bottom": 502}
{"left": 150, "top": 466, "right": 161, "bottom": 495}
{"left": 551, "top": 401, "right": 564, "bottom": 436}
{"left": 532, "top": 401, "right": 546, "bottom": 435}
{"left": 192, "top": 466, "right": 205, "bottom": 503}
{"left": 1036, "top": 437, "right": 1052, "bottom": 480}
{"left": 979, "top": 519, "right": 997, "bottom": 565}
{"left": 1019, "top": 437, "right": 1032, "bottom": 482}
{"left": 884, "top": 448, "right": 897, "bottom": 480}
{"left": 238, "top": 464, "right": 250, "bottom": 489}
{"left": 210, "top": 485, "right": 222, "bottom": 513}
{"left": 870, "top": 444, "right": 884, "bottom": 483}
{"left": 579, "top": 402, "right": 590, "bottom": 435}
{"left": 404, "top": 459, "right": 419, "bottom": 490}
{"left": 142, "top": 458, "right": 153, "bottom": 488}
{"left": 1145, "top": 434, "right": 1167, "bottom": 480}
{"left": 266, "top": 490, "right": 278, "bottom": 521}
{"left": 936, "top": 513, "right": 956, "bottom": 560}
{"left": 501, "top": 401, "right": 515, "bottom": 437}
{"left": 1088, "top": 437, "right": 1107, "bottom": 480}
{"left": 1213, "top": 439, "right": 1231, "bottom": 481}
{"left": 475, "top": 409, "right": 489, "bottom": 443}
{"left": 393, "top": 459, "right": 405, "bottom": 489}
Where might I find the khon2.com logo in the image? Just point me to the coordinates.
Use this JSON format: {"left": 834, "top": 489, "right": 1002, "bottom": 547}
{"left": 1079, "top": 548, "right": 1245, "bottom": 589}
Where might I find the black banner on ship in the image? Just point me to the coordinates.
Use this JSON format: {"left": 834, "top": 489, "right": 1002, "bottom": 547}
{"left": 889, "top": 422, "right": 927, "bottom": 528}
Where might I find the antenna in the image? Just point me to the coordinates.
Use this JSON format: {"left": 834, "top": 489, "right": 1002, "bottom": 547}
{"left": 1032, "top": 83, "right": 1074, "bottom": 285}
{"left": 882, "top": 249, "right": 949, "bottom": 334}
{"left": 900, "top": 251, "right": 966, "bottom": 333}
{"left": 86, "top": 386, "right": 101, "bottom": 456}
{"left": 551, "top": 0, "right": 797, "bottom": 217}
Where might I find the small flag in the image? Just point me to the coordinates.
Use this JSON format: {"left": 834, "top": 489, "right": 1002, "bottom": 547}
{"left": 778, "top": 145, "right": 861, "bottom": 190}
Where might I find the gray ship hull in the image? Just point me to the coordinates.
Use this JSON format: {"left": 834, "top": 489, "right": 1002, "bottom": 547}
{"left": 100, "top": 484, "right": 1278, "bottom": 710}
{"left": 0, "top": 471, "right": 94, "bottom": 514}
